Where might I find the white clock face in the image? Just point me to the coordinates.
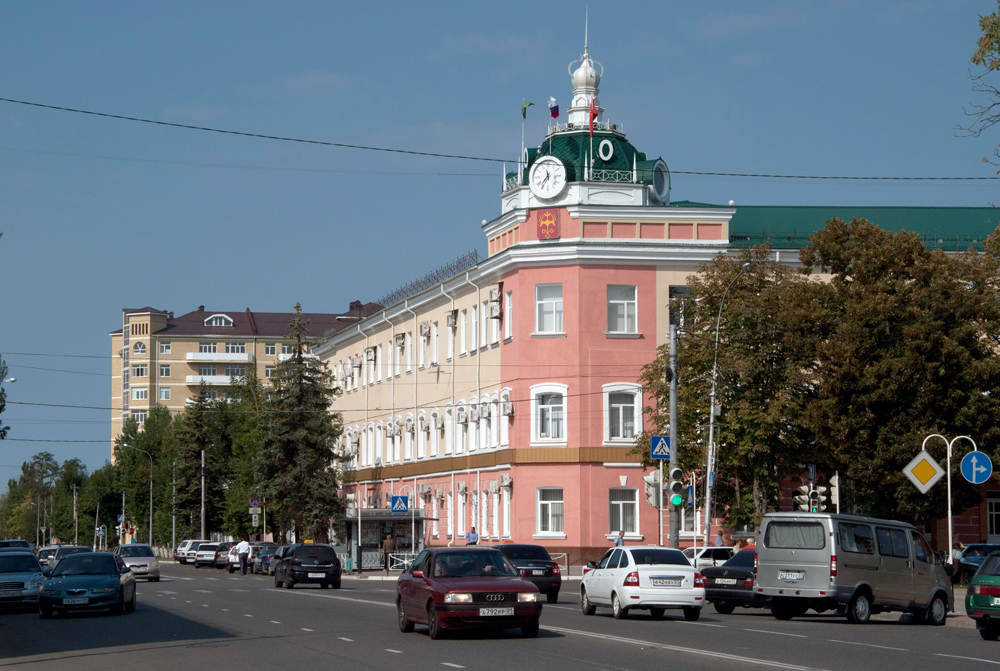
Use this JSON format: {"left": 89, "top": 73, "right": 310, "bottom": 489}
{"left": 529, "top": 156, "right": 567, "bottom": 200}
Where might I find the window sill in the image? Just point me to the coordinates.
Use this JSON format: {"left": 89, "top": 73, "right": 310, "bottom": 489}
{"left": 605, "top": 534, "right": 644, "bottom": 541}
{"left": 490, "top": 342, "right": 500, "bottom": 349}
{"left": 480, "top": 345, "right": 489, "bottom": 352}
{"left": 530, "top": 332, "right": 567, "bottom": 339}
{"left": 530, "top": 440, "right": 568, "bottom": 448}
{"left": 406, "top": 370, "right": 413, "bottom": 375}
{"left": 533, "top": 533, "right": 566, "bottom": 540}
{"left": 459, "top": 353, "right": 467, "bottom": 358}
{"left": 603, "top": 440, "right": 639, "bottom": 447}
{"left": 503, "top": 337, "right": 512, "bottom": 344}
{"left": 605, "top": 332, "right": 642, "bottom": 339}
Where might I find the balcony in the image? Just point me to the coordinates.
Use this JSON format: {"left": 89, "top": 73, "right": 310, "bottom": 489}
{"left": 278, "top": 352, "right": 318, "bottom": 362}
{"left": 186, "top": 352, "right": 254, "bottom": 362}
{"left": 185, "top": 375, "right": 235, "bottom": 386}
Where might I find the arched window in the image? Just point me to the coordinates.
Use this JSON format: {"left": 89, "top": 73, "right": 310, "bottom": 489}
{"left": 529, "top": 383, "right": 568, "bottom": 447}
{"left": 455, "top": 403, "right": 467, "bottom": 454}
{"left": 430, "top": 409, "right": 440, "bottom": 457}
{"left": 417, "top": 412, "right": 427, "bottom": 459}
{"left": 375, "top": 422, "right": 384, "bottom": 464}
{"left": 394, "top": 416, "right": 402, "bottom": 462}
{"left": 404, "top": 413, "right": 414, "bottom": 460}
{"left": 132, "top": 342, "right": 146, "bottom": 355}
{"left": 602, "top": 383, "right": 643, "bottom": 445}
{"left": 500, "top": 389, "right": 511, "bottom": 447}
{"left": 468, "top": 400, "right": 479, "bottom": 452}
{"left": 489, "top": 394, "right": 500, "bottom": 448}
{"left": 444, "top": 405, "right": 454, "bottom": 455}
{"left": 481, "top": 395, "right": 491, "bottom": 449}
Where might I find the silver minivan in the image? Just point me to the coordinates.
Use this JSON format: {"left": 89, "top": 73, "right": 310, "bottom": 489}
{"left": 755, "top": 512, "right": 952, "bottom": 625}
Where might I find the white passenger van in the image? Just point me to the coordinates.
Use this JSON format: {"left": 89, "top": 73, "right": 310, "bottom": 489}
{"left": 755, "top": 512, "right": 952, "bottom": 624}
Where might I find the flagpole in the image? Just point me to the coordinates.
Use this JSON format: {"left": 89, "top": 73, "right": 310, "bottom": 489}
{"left": 521, "top": 99, "right": 525, "bottom": 182}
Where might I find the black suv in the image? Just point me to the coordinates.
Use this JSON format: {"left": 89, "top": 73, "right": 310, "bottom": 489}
{"left": 493, "top": 544, "right": 562, "bottom": 603}
{"left": 273, "top": 543, "right": 341, "bottom": 589}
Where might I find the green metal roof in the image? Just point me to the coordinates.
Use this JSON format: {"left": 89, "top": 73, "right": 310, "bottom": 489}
{"left": 728, "top": 205, "right": 999, "bottom": 252}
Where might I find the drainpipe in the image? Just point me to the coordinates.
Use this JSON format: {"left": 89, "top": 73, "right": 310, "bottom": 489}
{"left": 477, "top": 469, "right": 482, "bottom": 536}
{"left": 404, "top": 300, "right": 418, "bottom": 460}
{"left": 448, "top": 472, "right": 456, "bottom": 547}
{"left": 358, "top": 324, "right": 369, "bottom": 468}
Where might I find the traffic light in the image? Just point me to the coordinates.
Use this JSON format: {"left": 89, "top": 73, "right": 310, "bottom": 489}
{"left": 667, "top": 468, "right": 685, "bottom": 507}
{"left": 829, "top": 474, "right": 840, "bottom": 510}
{"left": 643, "top": 471, "right": 661, "bottom": 507}
{"left": 811, "top": 486, "right": 828, "bottom": 512}
{"left": 794, "top": 485, "right": 811, "bottom": 512}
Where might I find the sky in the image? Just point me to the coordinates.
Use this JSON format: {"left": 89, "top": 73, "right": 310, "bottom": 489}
{"left": 1, "top": 1, "right": 998, "bottom": 479}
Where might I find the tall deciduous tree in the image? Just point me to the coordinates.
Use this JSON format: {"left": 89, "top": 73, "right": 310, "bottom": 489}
{"left": 0, "top": 355, "right": 9, "bottom": 441}
{"left": 255, "top": 304, "right": 344, "bottom": 542}
{"left": 960, "top": 1, "right": 1000, "bottom": 168}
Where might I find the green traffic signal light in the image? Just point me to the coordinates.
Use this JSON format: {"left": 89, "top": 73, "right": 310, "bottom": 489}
{"left": 670, "top": 494, "right": 683, "bottom": 506}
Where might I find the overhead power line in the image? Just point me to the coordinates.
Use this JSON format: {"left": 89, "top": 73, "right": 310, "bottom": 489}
{"left": 1, "top": 96, "right": 996, "bottom": 181}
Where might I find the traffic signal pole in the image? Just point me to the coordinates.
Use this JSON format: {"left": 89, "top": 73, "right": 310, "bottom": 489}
{"left": 668, "top": 324, "right": 679, "bottom": 549}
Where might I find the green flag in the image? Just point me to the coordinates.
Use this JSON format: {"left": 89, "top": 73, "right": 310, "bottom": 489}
{"left": 522, "top": 100, "right": 534, "bottom": 120}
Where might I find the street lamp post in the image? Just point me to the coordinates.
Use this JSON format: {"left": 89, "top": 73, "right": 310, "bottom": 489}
{"left": 922, "top": 433, "right": 977, "bottom": 566}
{"left": 121, "top": 443, "right": 154, "bottom": 546}
{"left": 702, "top": 261, "right": 751, "bottom": 558}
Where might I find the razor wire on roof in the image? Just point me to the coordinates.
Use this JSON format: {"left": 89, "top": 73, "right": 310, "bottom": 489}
{"left": 375, "top": 250, "right": 481, "bottom": 309}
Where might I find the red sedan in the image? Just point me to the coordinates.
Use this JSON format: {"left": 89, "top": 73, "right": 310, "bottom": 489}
{"left": 396, "top": 547, "right": 543, "bottom": 639}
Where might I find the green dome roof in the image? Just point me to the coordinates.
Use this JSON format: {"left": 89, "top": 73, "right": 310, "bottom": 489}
{"left": 506, "top": 130, "right": 664, "bottom": 188}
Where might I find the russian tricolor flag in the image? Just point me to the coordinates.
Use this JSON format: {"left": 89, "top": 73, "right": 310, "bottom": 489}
{"left": 548, "top": 96, "right": 559, "bottom": 119}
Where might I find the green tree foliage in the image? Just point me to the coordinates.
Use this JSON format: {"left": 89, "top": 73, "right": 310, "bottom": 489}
{"left": 962, "top": 1, "right": 1000, "bottom": 166}
{"left": 173, "top": 384, "right": 219, "bottom": 539}
{"left": 113, "top": 406, "right": 177, "bottom": 545}
{"left": 218, "top": 368, "right": 267, "bottom": 540}
{"left": 255, "top": 304, "right": 344, "bottom": 542}
{"left": 0, "top": 355, "right": 9, "bottom": 441}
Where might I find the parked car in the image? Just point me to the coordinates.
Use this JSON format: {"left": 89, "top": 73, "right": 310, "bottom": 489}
{"left": 49, "top": 545, "right": 92, "bottom": 569}
{"left": 230, "top": 543, "right": 265, "bottom": 573}
{"left": 253, "top": 544, "right": 279, "bottom": 575}
{"left": 267, "top": 545, "right": 289, "bottom": 575}
{"left": 581, "top": 546, "right": 705, "bottom": 621}
{"left": 177, "top": 539, "right": 208, "bottom": 564}
{"left": 682, "top": 546, "right": 734, "bottom": 570}
{"left": 214, "top": 542, "right": 235, "bottom": 569}
{"left": 755, "top": 512, "right": 952, "bottom": 624}
{"left": 959, "top": 544, "right": 1000, "bottom": 583}
{"left": 0, "top": 551, "right": 45, "bottom": 610}
{"left": 273, "top": 543, "right": 341, "bottom": 589}
{"left": 0, "top": 540, "right": 31, "bottom": 549}
{"left": 36, "top": 545, "right": 60, "bottom": 566}
{"left": 113, "top": 544, "right": 160, "bottom": 582}
{"left": 493, "top": 544, "right": 562, "bottom": 604}
{"left": 966, "top": 551, "right": 1000, "bottom": 640}
{"left": 38, "top": 552, "right": 136, "bottom": 618}
{"left": 396, "top": 547, "right": 542, "bottom": 639}
{"left": 193, "top": 543, "right": 219, "bottom": 568}
{"left": 703, "top": 548, "right": 763, "bottom": 614}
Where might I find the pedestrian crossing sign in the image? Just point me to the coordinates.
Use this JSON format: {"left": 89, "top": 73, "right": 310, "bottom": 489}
{"left": 651, "top": 436, "right": 670, "bottom": 459}
{"left": 391, "top": 495, "right": 409, "bottom": 512}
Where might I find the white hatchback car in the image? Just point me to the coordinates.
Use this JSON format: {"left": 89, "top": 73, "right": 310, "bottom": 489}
{"left": 581, "top": 546, "right": 705, "bottom": 620}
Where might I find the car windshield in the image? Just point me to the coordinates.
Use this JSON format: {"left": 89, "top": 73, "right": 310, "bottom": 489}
{"left": 979, "top": 555, "right": 1000, "bottom": 576}
{"left": 58, "top": 547, "right": 90, "bottom": 557}
{"left": 725, "top": 550, "right": 756, "bottom": 568}
{"left": 38, "top": 548, "right": 57, "bottom": 559}
{"left": 118, "top": 546, "right": 155, "bottom": 558}
{"left": 199, "top": 545, "right": 218, "bottom": 552}
{"left": 432, "top": 551, "right": 517, "bottom": 578}
{"left": 0, "top": 540, "right": 30, "bottom": 548}
{"left": 294, "top": 547, "right": 337, "bottom": 563}
{"left": 499, "top": 546, "right": 551, "bottom": 561}
{"left": 630, "top": 549, "right": 690, "bottom": 566}
{"left": 0, "top": 555, "right": 41, "bottom": 573}
{"left": 52, "top": 555, "right": 117, "bottom": 576}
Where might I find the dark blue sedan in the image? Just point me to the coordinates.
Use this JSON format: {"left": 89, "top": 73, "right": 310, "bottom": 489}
{"left": 38, "top": 552, "right": 136, "bottom": 618}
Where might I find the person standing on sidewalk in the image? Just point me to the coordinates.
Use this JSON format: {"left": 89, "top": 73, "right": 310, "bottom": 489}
{"left": 381, "top": 534, "right": 396, "bottom": 574}
{"left": 465, "top": 527, "right": 479, "bottom": 545}
{"left": 235, "top": 536, "right": 251, "bottom": 576}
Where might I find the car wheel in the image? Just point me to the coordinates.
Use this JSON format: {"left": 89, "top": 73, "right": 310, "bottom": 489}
{"left": 714, "top": 602, "right": 736, "bottom": 615}
{"left": 228, "top": 566, "right": 235, "bottom": 574}
{"left": 846, "top": 590, "right": 872, "bottom": 625}
{"left": 546, "top": 592, "right": 558, "bottom": 604}
{"left": 194, "top": 563, "right": 200, "bottom": 569}
{"left": 331, "top": 581, "right": 341, "bottom": 590}
{"left": 39, "top": 608, "right": 53, "bottom": 619}
{"left": 611, "top": 592, "right": 627, "bottom": 619}
{"left": 126, "top": 587, "right": 137, "bottom": 613}
{"left": 427, "top": 605, "right": 444, "bottom": 640}
{"left": 649, "top": 608, "right": 665, "bottom": 620}
{"left": 150, "top": 577, "right": 160, "bottom": 583}
{"left": 113, "top": 590, "right": 126, "bottom": 615}
{"left": 771, "top": 598, "right": 794, "bottom": 621}
{"left": 980, "top": 624, "right": 1000, "bottom": 641}
{"left": 521, "top": 621, "right": 540, "bottom": 638}
{"left": 683, "top": 607, "right": 701, "bottom": 622}
{"left": 397, "top": 600, "right": 414, "bottom": 632}
{"left": 284, "top": 577, "right": 294, "bottom": 589}
{"left": 275, "top": 576, "right": 283, "bottom": 588}
{"left": 925, "top": 594, "right": 947, "bottom": 626}
{"left": 320, "top": 582, "right": 329, "bottom": 589}
{"left": 580, "top": 588, "right": 596, "bottom": 616}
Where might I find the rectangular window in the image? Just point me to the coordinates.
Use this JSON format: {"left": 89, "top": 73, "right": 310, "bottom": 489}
{"left": 607, "top": 285, "right": 637, "bottom": 333}
{"left": 458, "top": 493, "right": 467, "bottom": 535}
{"left": 764, "top": 522, "right": 826, "bottom": 549}
{"left": 132, "top": 411, "right": 147, "bottom": 424}
{"left": 225, "top": 365, "right": 246, "bottom": 377}
{"left": 537, "top": 393, "right": 564, "bottom": 439}
{"left": 481, "top": 301, "right": 489, "bottom": 347}
{"left": 159, "top": 387, "right": 171, "bottom": 401}
{"left": 131, "top": 387, "right": 147, "bottom": 400}
{"left": 471, "top": 305, "right": 479, "bottom": 350}
{"left": 199, "top": 365, "right": 217, "bottom": 376}
{"left": 431, "top": 322, "right": 439, "bottom": 364}
{"left": 265, "top": 366, "right": 275, "bottom": 379}
{"left": 448, "top": 319, "right": 455, "bottom": 359}
{"left": 265, "top": 343, "right": 276, "bottom": 356}
{"left": 609, "top": 488, "right": 638, "bottom": 534}
{"left": 225, "top": 342, "right": 245, "bottom": 354}
{"left": 282, "top": 343, "right": 292, "bottom": 354}
{"left": 502, "top": 488, "right": 511, "bottom": 537}
{"left": 837, "top": 523, "right": 875, "bottom": 554}
{"left": 205, "top": 388, "right": 218, "bottom": 400}
{"left": 609, "top": 392, "right": 636, "bottom": 439}
{"left": 535, "top": 284, "right": 563, "bottom": 333}
{"left": 537, "top": 488, "right": 564, "bottom": 534}
{"left": 447, "top": 492, "right": 454, "bottom": 537}
{"left": 159, "top": 364, "right": 171, "bottom": 378}
{"left": 376, "top": 345, "right": 383, "bottom": 381}
{"left": 199, "top": 342, "right": 216, "bottom": 353}
{"left": 418, "top": 330, "right": 426, "bottom": 368}
{"left": 669, "top": 286, "right": 693, "bottom": 328}
{"left": 405, "top": 332, "right": 412, "bottom": 372}
{"left": 491, "top": 307, "right": 500, "bottom": 344}
{"left": 159, "top": 342, "right": 171, "bottom": 354}
{"left": 504, "top": 291, "right": 513, "bottom": 339}
{"left": 460, "top": 310, "right": 467, "bottom": 354}
{"left": 875, "top": 527, "right": 910, "bottom": 558}
{"left": 131, "top": 364, "right": 147, "bottom": 378}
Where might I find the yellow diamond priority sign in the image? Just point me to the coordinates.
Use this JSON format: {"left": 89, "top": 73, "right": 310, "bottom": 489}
{"left": 903, "top": 449, "right": 945, "bottom": 494}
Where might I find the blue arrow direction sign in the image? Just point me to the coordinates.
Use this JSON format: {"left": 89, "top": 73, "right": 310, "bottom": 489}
{"left": 651, "top": 436, "right": 670, "bottom": 460}
{"left": 961, "top": 451, "right": 993, "bottom": 485}
{"left": 391, "top": 495, "right": 409, "bottom": 513}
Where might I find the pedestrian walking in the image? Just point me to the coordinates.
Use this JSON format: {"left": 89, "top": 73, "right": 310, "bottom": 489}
{"left": 714, "top": 530, "right": 724, "bottom": 547}
{"left": 465, "top": 526, "right": 479, "bottom": 545}
{"left": 235, "top": 536, "right": 251, "bottom": 576}
{"left": 381, "top": 534, "right": 396, "bottom": 574}
{"left": 614, "top": 530, "right": 625, "bottom": 547}
{"left": 951, "top": 541, "right": 966, "bottom": 585}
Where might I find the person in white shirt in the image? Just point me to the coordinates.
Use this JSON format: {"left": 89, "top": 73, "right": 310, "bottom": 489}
{"left": 235, "top": 537, "right": 251, "bottom": 576}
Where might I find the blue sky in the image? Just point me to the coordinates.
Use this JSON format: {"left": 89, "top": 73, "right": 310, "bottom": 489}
{"left": 0, "top": 1, "right": 997, "bottom": 476}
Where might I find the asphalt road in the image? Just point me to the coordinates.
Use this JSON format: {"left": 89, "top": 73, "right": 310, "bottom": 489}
{"left": 0, "top": 563, "right": 996, "bottom": 670}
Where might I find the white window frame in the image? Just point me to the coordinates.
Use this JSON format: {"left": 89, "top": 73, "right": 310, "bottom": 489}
{"left": 481, "top": 300, "right": 489, "bottom": 348}
{"left": 418, "top": 329, "right": 426, "bottom": 368}
{"left": 132, "top": 342, "right": 146, "bottom": 355}
{"left": 159, "top": 364, "right": 170, "bottom": 378}
{"left": 504, "top": 291, "right": 513, "bottom": 340}
{"left": 131, "top": 387, "right": 147, "bottom": 401}
{"left": 159, "top": 387, "right": 170, "bottom": 401}
{"left": 529, "top": 383, "right": 568, "bottom": 447}
{"left": 430, "top": 410, "right": 440, "bottom": 457}
{"left": 199, "top": 365, "right": 216, "bottom": 376}
{"left": 499, "top": 388, "right": 511, "bottom": 447}
{"left": 471, "top": 305, "right": 479, "bottom": 351}
{"left": 502, "top": 486, "right": 511, "bottom": 538}
{"left": 225, "top": 365, "right": 246, "bottom": 378}
{"left": 265, "top": 343, "right": 275, "bottom": 356}
{"left": 455, "top": 403, "right": 466, "bottom": 454}
{"left": 375, "top": 422, "right": 384, "bottom": 464}
{"left": 491, "top": 490, "right": 499, "bottom": 538}
{"left": 602, "top": 383, "right": 643, "bottom": 445}
{"left": 447, "top": 492, "right": 454, "bottom": 537}
{"left": 469, "top": 400, "right": 479, "bottom": 452}
{"left": 458, "top": 492, "right": 467, "bottom": 535}
{"left": 282, "top": 343, "right": 292, "bottom": 354}
{"left": 609, "top": 487, "right": 640, "bottom": 536}
{"left": 534, "top": 284, "right": 564, "bottom": 334}
{"left": 376, "top": 345, "right": 383, "bottom": 382}
{"left": 404, "top": 413, "right": 414, "bottom": 459}
{"left": 431, "top": 321, "right": 439, "bottom": 364}
{"left": 204, "top": 314, "right": 233, "bottom": 327}
{"left": 132, "top": 410, "right": 148, "bottom": 424}
{"left": 460, "top": 310, "right": 467, "bottom": 354}
{"left": 535, "top": 487, "right": 566, "bottom": 538}
{"left": 265, "top": 366, "right": 275, "bottom": 379}
{"left": 225, "top": 342, "right": 246, "bottom": 354}
{"left": 432, "top": 496, "right": 439, "bottom": 538}
{"left": 447, "top": 319, "right": 455, "bottom": 360}
{"left": 607, "top": 284, "right": 638, "bottom": 334}
{"left": 444, "top": 405, "right": 454, "bottom": 455}
{"left": 405, "top": 332, "right": 412, "bottom": 373}
{"left": 132, "top": 364, "right": 148, "bottom": 378}
{"left": 199, "top": 342, "right": 216, "bottom": 354}
{"left": 159, "top": 342, "right": 171, "bottom": 354}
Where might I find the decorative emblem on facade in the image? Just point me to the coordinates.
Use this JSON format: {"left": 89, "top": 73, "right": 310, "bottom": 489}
{"left": 537, "top": 209, "right": 560, "bottom": 240}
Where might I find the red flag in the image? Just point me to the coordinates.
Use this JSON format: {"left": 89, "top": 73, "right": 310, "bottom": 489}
{"left": 589, "top": 99, "right": 598, "bottom": 137}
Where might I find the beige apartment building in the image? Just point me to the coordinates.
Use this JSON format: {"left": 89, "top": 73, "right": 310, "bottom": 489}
{"left": 109, "top": 305, "right": 358, "bottom": 446}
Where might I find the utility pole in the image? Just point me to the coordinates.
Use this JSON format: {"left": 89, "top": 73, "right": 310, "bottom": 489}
{"left": 94, "top": 500, "right": 100, "bottom": 550}
{"left": 122, "top": 491, "right": 125, "bottom": 543}
{"left": 72, "top": 485, "right": 78, "bottom": 545}
{"left": 172, "top": 461, "right": 176, "bottom": 553}
{"left": 35, "top": 495, "right": 39, "bottom": 547}
{"left": 200, "top": 450, "right": 206, "bottom": 540}
{"left": 668, "top": 324, "right": 680, "bottom": 549}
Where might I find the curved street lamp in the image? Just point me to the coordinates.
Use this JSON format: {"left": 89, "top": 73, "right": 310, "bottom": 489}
{"left": 702, "top": 261, "right": 751, "bottom": 556}
{"left": 121, "top": 443, "right": 154, "bottom": 546}
{"left": 922, "top": 433, "right": 977, "bottom": 565}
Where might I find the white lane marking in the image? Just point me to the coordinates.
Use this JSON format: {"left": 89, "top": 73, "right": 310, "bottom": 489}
{"left": 170, "top": 598, "right": 176, "bottom": 600}
{"left": 545, "top": 605, "right": 578, "bottom": 611}
{"left": 339, "top": 637, "right": 354, "bottom": 642}
{"left": 828, "top": 640, "right": 907, "bottom": 652}
{"left": 185, "top": 600, "right": 192, "bottom": 603}
{"left": 271, "top": 621, "right": 281, "bottom": 624}
{"left": 442, "top": 664, "right": 465, "bottom": 669}
{"left": 301, "top": 628, "right": 313, "bottom": 632}
{"left": 193, "top": 590, "right": 212, "bottom": 593}
{"left": 244, "top": 614, "right": 253, "bottom": 618}
{"left": 228, "top": 589, "right": 249, "bottom": 592}
{"left": 543, "top": 625, "right": 827, "bottom": 671}
{"left": 201, "top": 604, "right": 209, "bottom": 608}
{"left": 680, "top": 621, "right": 726, "bottom": 628}
{"left": 222, "top": 609, "right": 229, "bottom": 612}
{"left": 265, "top": 588, "right": 394, "bottom": 608}
{"left": 936, "top": 654, "right": 1000, "bottom": 665}
{"left": 229, "top": 578, "right": 242, "bottom": 581}
{"left": 205, "top": 578, "right": 219, "bottom": 581}
{"left": 745, "top": 629, "right": 807, "bottom": 638}
{"left": 385, "top": 649, "right": 402, "bottom": 654}
{"left": 170, "top": 576, "right": 196, "bottom": 581}
{"left": 156, "top": 590, "right": 177, "bottom": 594}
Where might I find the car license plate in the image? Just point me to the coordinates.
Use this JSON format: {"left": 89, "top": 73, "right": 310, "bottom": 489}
{"left": 993, "top": 597, "right": 1000, "bottom": 606}
{"left": 532, "top": 569, "right": 545, "bottom": 575}
{"left": 651, "top": 578, "right": 683, "bottom": 587}
{"left": 63, "top": 598, "right": 88, "bottom": 605}
{"left": 0, "top": 590, "right": 21, "bottom": 598}
{"left": 715, "top": 578, "right": 737, "bottom": 585}
{"left": 308, "top": 573, "right": 325, "bottom": 578}
{"left": 479, "top": 607, "right": 514, "bottom": 616}
{"left": 779, "top": 571, "right": 805, "bottom": 581}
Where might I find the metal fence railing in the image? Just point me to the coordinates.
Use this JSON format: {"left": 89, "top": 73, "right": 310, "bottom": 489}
{"left": 388, "top": 553, "right": 419, "bottom": 571}
{"left": 549, "top": 553, "right": 568, "bottom": 574}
